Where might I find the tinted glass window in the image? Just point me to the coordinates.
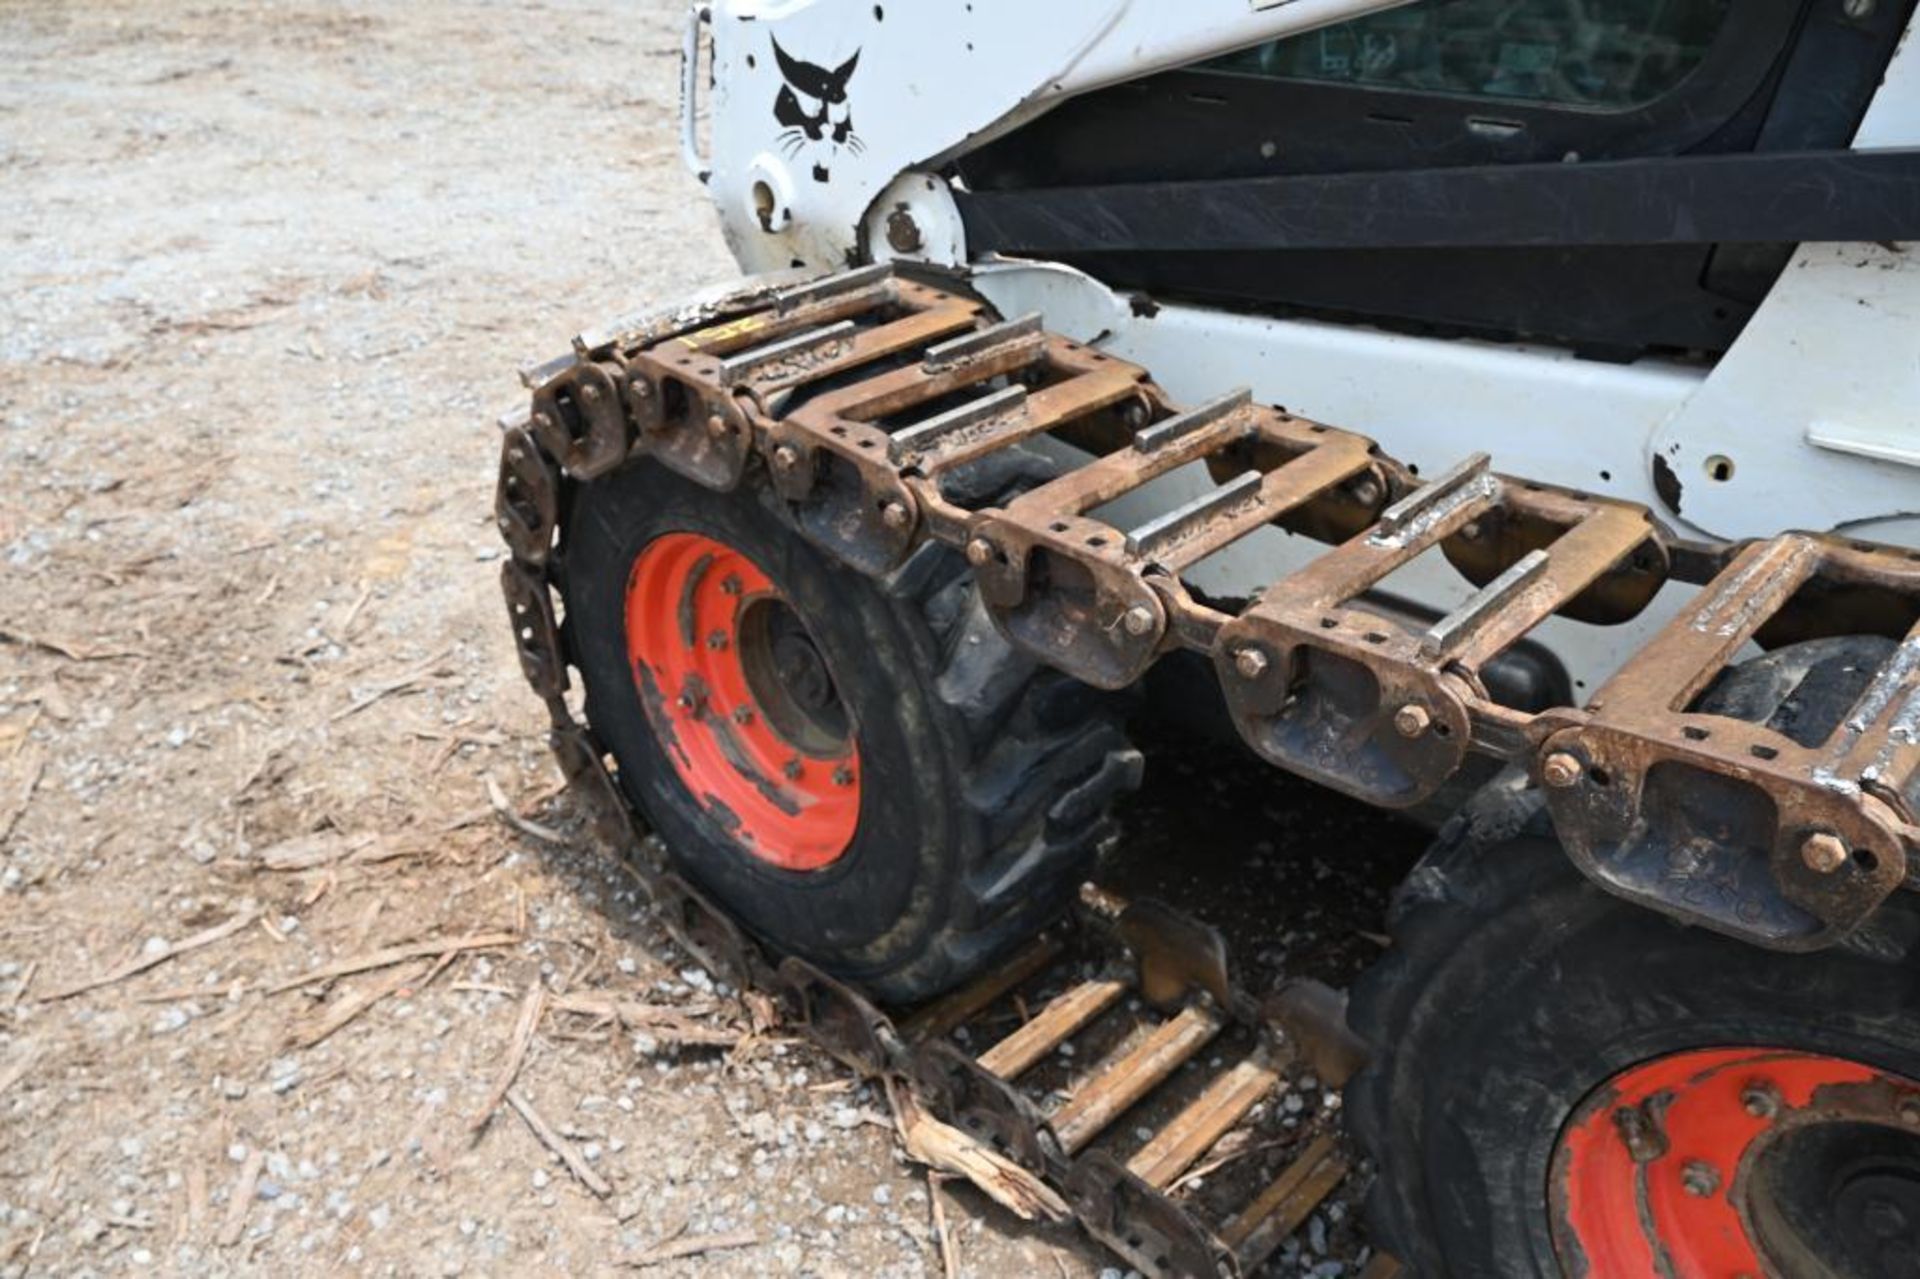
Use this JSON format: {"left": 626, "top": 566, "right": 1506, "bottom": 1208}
{"left": 1208, "top": 0, "right": 1734, "bottom": 111}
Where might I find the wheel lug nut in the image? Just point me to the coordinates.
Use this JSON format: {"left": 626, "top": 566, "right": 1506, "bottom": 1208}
{"left": 1741, "top": 1080, "right": 1780, "bottom": 1119}
{"left": 731, "top": 705, "right": 754, "bottom": 725}
{"left": 720, "top": 575, "right": 743, "bottom": 596}
{"left": 1801, "top": 831, "right": 1848, "bottom": 874}
{"left": 1542, "top": 752, "right": 1583, "bottom": 789}
{"left": 832, "top": 765, "right": 854, "bottom": 787}
{"left": 1122, "top": 605, "right": 1155, "bottom": 637}
{"left": 1393, "top": 703, "right": 1430, "bottom": 738}
{"left": 1680, "top": 1160, "right": 1720, "bottom": 1198}
{"left": 1233, "top": 647, "right": 1268, "bottom": 680}
{"left": 965, "top": 538, "right": 995, "bottom": 567}
{"left": 783, "top": 757, "right": 804, "bottom": 781}
{"left": 706, "top": 630, "right": 729, "bottom": 651}
{"left": 880, "top": 501, "right": 910, "bottom": 531}
{"left": 676, "top": 690, "right": 705, "bottom": 714}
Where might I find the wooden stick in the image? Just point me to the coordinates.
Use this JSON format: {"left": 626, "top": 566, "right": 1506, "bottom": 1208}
{"left": 627, "top": 1228, "right": 757, "bottom": 1268}
{"left": 40, "top": 909, "right": 261, "bottom": 1002}
{"left": 929, "top": 1172, "right": 958, "bottom": 1279}
{"left": 0, "top": 1047, "right": 37, "bottom": 1099}
{"left": 887, "top": 1082, "right": 1067, "bottom": 1223}
{"left": 469, "top": 986, "right": 547, "bottom": 1133}
{"left": 329, "top": 648, "right": 452, "bottom": 722}
{"left": 216, "top": 1148, "right": 265, "bottom": 1247}
{"left": 505, "top": 1087, "right": 611, "bottom": 1198}
{"left": 485, "top": 775, "right": 566, "bottom": 846}
{"left": 288, "top": 961, "right": 428, "bottom": 1049}
{"left": 0, "top": 747, "right": 45, "bottom": 844}
{"left": 265, "top": 932, "right": 516, "bottom": 995}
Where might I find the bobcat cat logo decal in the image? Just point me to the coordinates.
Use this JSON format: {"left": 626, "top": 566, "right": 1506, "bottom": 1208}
{"left": 771, "top": 37, "right": 862, "bottom": 182}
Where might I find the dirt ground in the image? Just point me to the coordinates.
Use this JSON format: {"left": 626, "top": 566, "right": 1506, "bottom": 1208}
{"left": 0, "top": 3, "right": 1422, "bottom": 1274}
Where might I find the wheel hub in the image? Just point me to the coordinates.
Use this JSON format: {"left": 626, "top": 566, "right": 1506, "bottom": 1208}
{"left": 1552, "top": 1047, "right": 1920, "bottom": 1278}
{"left": 625, "top": 531, "right": 859, "bottom": 870}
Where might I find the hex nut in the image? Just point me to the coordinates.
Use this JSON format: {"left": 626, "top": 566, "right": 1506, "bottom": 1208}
{"left": 880, "top": 501, "right": 910, "bottom": 531}
{"left": 706, "top": 413, "right": 730, "bottom": 439}
{"left": 1801, "top": 832, "right": 1849, "bottom": 875}
{"left": 1233, "top": 648, "right": 1269, "bottom": 680}
{"left": 1122, "top": 605, "right": 1155, "bottom": 637}
{"left": 772, "top": 444, "right": 799, "bottom": 470}
{"left": 1680, "top": 1160, "right": 1721, "bottom": 1198}
{"left": 1542, "top": 752, "right": 1583, "bottom": 789}
{"left": 1393, "top": 703, "right": 1431, "bottom": 738}
{"left": 965, "top": 538, "right": 995, "bottom": 567}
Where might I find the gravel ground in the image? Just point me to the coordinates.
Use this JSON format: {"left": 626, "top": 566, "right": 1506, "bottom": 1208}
{"left": 0, "top": 3, "right": 1425, "bottom": 1274}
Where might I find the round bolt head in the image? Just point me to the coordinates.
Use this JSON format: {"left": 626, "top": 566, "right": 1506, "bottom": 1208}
{"left": 580, "top": 382, "right": 602, "bottom": 403}
{"left": 832, "top": 764, "right": 854, "bottom": 787}
{"left": 1680, "top": 1159, "right": 1721, "bottom": 1198}
{"left": 965, "top": 538, "right": 995, "bottom": 567}
{"left": 731, "top": 705, "right": 754, "bottom": 726}
{"left": 706, "top": 630, "right": 729, "bottom": 652}
{"left": 531, "top": 412, "right": 553, "bottom": 431}
{"left": 1393, "top": 703, "right": 1431, "bottom": 738}
{"left": 782, "top": 757, "right": 804, "bottom": 781}
{"left": 1351, "top": 478, "right": 1382, "bottom": 507}
{"left": 1542, "top": 752, "right": 1583, "bottom": 789}
{"left": 1122, "top": 604, "right": 1156, "bottom": 637}
{"left": 1233, "top": 648, "right": 1269, "bottom": 680}
{"left": 1801, "top": 831, "right": 1849, "bottom": 875}
{"left": 720, "top": 574, "right": 743, "bottom": 596}
{"left": 773, "top": 444, "right": 798, "bottom": 469}
{"left": 706, "top": 413, "right": 730, "bottom": 439}
{"left": 1899, "top": 1096, "right": 1920, "bottom": 1126}
{"left": 880, "top": 501, "right": 909, "bottom": 531}
{"left": 1740, "top": 1081, "right": 1780, "bottom": 1119}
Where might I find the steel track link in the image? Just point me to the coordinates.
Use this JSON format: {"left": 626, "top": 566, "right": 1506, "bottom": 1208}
{"left": 493, "top": 262, "right": 1920, "bottom": 1275}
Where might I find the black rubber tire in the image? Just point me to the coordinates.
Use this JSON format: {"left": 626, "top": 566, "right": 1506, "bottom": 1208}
{"left": 560, "top": 452, "right": 1142, "bottom": 1003}
{"left": 1346, "top": 636, "right": 1920, "bottom": 1276}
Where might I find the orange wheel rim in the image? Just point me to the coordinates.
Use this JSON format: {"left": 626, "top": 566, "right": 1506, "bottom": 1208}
{"left": 1552, "top": 1046, "right": 1920, "bottom": 1277}
{"left": 625, "top": 531, "right": 859, "bottom": 871}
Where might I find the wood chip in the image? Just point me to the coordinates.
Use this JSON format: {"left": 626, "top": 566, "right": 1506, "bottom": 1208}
{"left": 329, "top": 648, "right": 452, "bottom": 722}
{"left": 0, "top": 746, "right": 45, "bottom": 844}
{"left": 469, "top": 985, "right": 546, "bottom": 1133}
{"left": 40, "top": 909, "right": 261, "bottom": 1002}
{"left": 929, "top": 1172, "right": 958, "bottom": 1278}
{"left": 265, "top": 931, "right": 516, "bottom": 995}
{"left": 0, "top": 627, "right": 144, "bottom": 662}
{"left": 216, "top": 1148, "right": 265, "bottom": 1247}
{"left": 627, "top": 1228, "right": 758, "bottom": 1268}
{"left": 547, "top": 992, "right": 739, "bottom": 1047}
{"left": 287, "top": 961, "right": 428, "bottom": 1049}
{"left": 255, "top": 830, "right": 379, "bottom": 872}
{"left": 505, "top": 1087, "right": 611, "bottom": 1198}
{"left": 888, "top": 1083, "right": 1068, "bottom": 1224}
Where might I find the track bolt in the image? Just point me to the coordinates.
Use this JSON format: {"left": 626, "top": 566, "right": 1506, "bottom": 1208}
{"left": 1542, "top": 752, "right": 1583, "bottom": 789}
{"left": 880, "top": 501, "right": 910, "bottom": 531}
{"left": 706, "top": 630, "right": 729, "bottom": 651}
{"left": 1899, "top": 1096, "right": 1920, "bottom": 1126}
{"left": 1741, "top": 1080, "right": 1781, "bottom": 1119}
{"left": 1350, "top": 477, "right": 1382, "bottom": 507}
{"left": 1680, "top": 1160, "right": 1721, "bottom": 1198}
{"left": 1122, "top": 605, "right": 1156, "bottom": 637}
{"left": 720, "top": 575, "right": 743, "bottom": 596}
{"left": 531, "top": 412, "right": 554, "bottom": 432}
{"left": 1393, "top": 703, "right": 1431, "bottom": 738}
{"left": 731, "top": 705, "right": 754, "bottom": 726}
{"left": 773, "top": 444, "right": 799, "bottom": 470}
{"left": 706, "top": 413, "right": 730, "bottom": 439}
{"left": 832, "top": 764, "right": 854, "bottom": 787}
{"left": 965, "top": 538, "right": 995, "bottom": 567}
{"left": 580, "top": 382, "right": 602, "bottom": 404}
{"left": 783, "top": 757, "right": 804, "bottom": 781}
{"left": 1801, "top": 832, "right": 1848, "bottom": 874}
{"left": 1460, "top": 520, "right": 1483, "bottom": 541}
{"left": 1122, "top": 400, "right": 1149, "bottom": 430}
{"left": 1233, "top": 647, "right": 1269, "bottom": 681}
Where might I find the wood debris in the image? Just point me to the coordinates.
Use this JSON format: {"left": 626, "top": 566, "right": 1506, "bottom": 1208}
{"left": 547, "top": 991, "right": 739, "bottom": 1047}
{"left": 627, "top": 1228, "right": 758, "bottom": 1268}
{"left": 265, "top": 931, "right": 516, "bottom": 995}
{"left": 0, "top": 746, "right": 45, "bottom": 844}
{"left": 329, "top": 648, "right": 453, "bottom": 722}
{"left": 887, "top": 1082, "right": 1068, "bottom": 1224}
{"left": 0, "top": 1047, "right": 38, "bottom": 1099}
{"left": 469, "top": 985, "right": 547, "bottom": 1133}
{"left": 505, "top": 1087, "right": 611, "bottom": 1198}
{"left": 484, "top": 774, "right": 566, "bottom": 846}
{"left": 287, "top": 961, "right": 429, "bottom": 1049}
{"left": 216, "top": 1148, "right": 266, "bottom": 1247}
{"left": 40, "top": 909, "right": 261, "bottom": 1002}
{"left": 254, "top": 829, "right": 380, "bottom": 872}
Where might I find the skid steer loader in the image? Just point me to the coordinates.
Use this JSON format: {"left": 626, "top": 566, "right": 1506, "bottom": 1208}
{"left": 495, "top": 1, "right": 1920, "bottom": 1272}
